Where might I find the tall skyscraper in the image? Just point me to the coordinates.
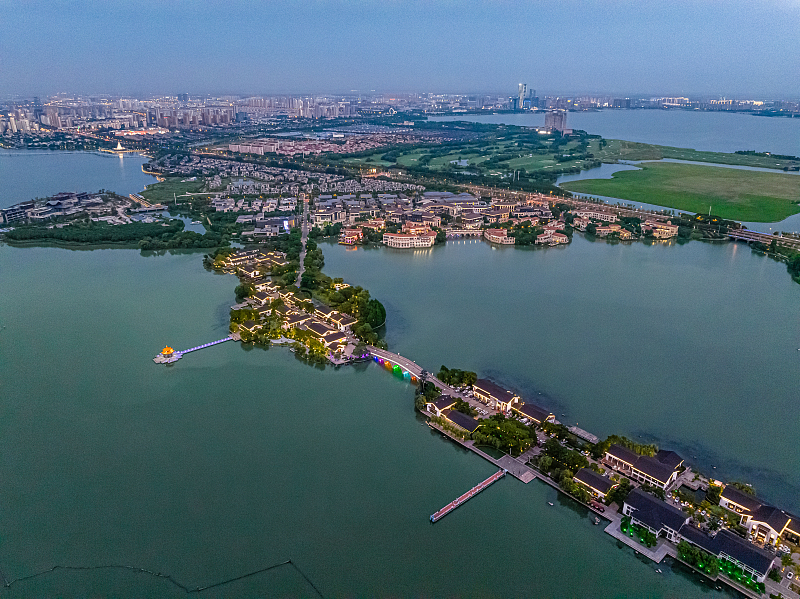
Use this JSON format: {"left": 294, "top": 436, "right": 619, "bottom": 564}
{"left": 544, "top": 109, "right": 567, "bottom": 133}
{"left": 518, "top": 83, "right": 527, "bottom": 110}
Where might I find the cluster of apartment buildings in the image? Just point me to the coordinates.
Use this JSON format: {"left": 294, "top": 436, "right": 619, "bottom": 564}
{"left": 0, "top": 192, "right": 113, "bottom": 224}
{"left": 228, "top": 132, "right": 430, "bottom": 157}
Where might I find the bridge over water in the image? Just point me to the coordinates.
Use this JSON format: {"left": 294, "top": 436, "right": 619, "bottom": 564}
{"left": 728, "top": 229, "right": 800, "bottom": 249}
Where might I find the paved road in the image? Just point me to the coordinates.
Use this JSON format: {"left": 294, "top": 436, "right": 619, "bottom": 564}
{"left": 295, "top": 197, "right": 310, "bottom": 288}
{"left": 368, "top": 346, "right": 499, "bottom": 417}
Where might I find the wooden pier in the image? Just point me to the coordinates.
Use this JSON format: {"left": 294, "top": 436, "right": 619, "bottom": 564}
{"left": 430, "top": 469, "right": 506, "bottom": 523}
{"left": 153, "top": 336, "right": 232, "bottom": 364}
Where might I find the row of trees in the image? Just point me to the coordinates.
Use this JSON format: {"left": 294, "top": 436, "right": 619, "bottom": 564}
{"left": 591, "top": 434, "right": 658, "bottom": 459}
{"left": 436, "top": 365, "right": 477, "bottom": 387}
{"left": 472, "top": 414, "right": 536, "bottom": 455}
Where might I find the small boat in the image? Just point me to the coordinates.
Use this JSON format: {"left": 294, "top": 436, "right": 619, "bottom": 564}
{"left": 191, "top": 220, "right": 202, "bottom": 225}
{"left": 548, "top": 502, "right": 554, "bottom": 506}
{"left": 655, "top": 569, "right": 662, "bottom": 574}
{"left": 594, "top": 517, "right": 600, "bottom": 525}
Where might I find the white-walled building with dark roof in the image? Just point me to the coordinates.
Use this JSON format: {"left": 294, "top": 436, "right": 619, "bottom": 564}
{"left": 720, "top": 485, "right": 800, "bottom": 547}
{"left": 605, "top": 445, "right": 683, "bottom": 490}
{"left": 680, "top": 525, "right": 774, "bottom": 583}
{"left": 622, "top": 488, "right": 690, "bottom": 543}
{"left": 573, "top": 468, "right": 618, "bottom": 500}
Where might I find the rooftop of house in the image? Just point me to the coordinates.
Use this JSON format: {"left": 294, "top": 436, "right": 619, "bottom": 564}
{"left": 446, "top": 410, "right": 481, "bottom": 433}
{"left": 474, "top": 378, "right": 516, "bottom": 401}
{"left": 751, "top": 504, "right": 792, "bottom": 533}
{"left": 306, "top": 321, "right": 335, "bottom": 337}
{"left": 606, "top": 444, "right": 639, "bottom": 465}
{"left": 574, "top": 468, "right": 617, "bottom": 495}
{"left": 680, "top": 526, "right": 774, "bottom": 576}
{"left": 241, "top": 320, "right": 260, "bottom": 331}
{"left": 721, "top": 485, "right": 763, "bottom": 513}
{"left": 514, "top": 402, "right": 552, "bottom": 424}
{"left": 315, "top": 304, "right": 335, "bottom": 317}
{"left": 607, "top": 444, "right": 682, "bottom": 485}
{"left": 432, "top": 395, "right": 458, "bottom": 411}
{"left": 625, "top": 488, "right": 689, "bottom": 533}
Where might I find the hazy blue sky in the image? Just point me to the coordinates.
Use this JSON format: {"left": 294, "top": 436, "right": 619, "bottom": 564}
{"left": 1, "top": 0, "right": 798, "bottom": 97}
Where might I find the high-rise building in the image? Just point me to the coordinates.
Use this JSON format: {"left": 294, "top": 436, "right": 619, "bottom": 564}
{"left": 544, "top": 109, "right": 567, "bottom": 133}
{"left": 518, "top": 83, "right": 527, "bottom": 110}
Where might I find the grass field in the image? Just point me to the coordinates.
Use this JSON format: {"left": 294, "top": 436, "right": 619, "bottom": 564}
{"left": 140, "top": 178, "right": 207, "bottom": 204}
{"left": 598, "top": 140, "right": 800, "bottom": 170}
{"left": 561, "top": 162, "right": 800, "bottom": 222}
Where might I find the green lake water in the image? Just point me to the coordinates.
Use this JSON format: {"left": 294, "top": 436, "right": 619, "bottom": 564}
{"left": 0, "top": 149, "right": 156, "bottom": 208}
{"left": 2, "top": 146, "right": 799, "bottom": 597}
{"left": 1, "top": 237, "right": 794, "bottom": 597}
{"left": 320, "top": 238, "right": 800, "bottom": 511}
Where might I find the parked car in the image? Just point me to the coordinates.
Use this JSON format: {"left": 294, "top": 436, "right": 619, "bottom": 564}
{"left": 787, "top": 571, "right": 794, "bottom": 580}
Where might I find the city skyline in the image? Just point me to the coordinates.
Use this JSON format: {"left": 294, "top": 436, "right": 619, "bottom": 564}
{"left": 1, "top": 0, "right": 799, "bottom": 98}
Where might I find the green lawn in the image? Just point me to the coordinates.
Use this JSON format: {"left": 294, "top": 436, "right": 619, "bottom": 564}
{"left": 140, "top": 178, "right": 207, "bottom": 204}
{"left": 561, "top": 162, "right": 800, "bottom": 222}
{"left": 598, "top": 140, "right": 800, "bottom": 170}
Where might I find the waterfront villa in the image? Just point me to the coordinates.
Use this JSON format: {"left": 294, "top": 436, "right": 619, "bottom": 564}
{"left": 719, "top": 485, "right": 800, "bottom": 547}
{"left": 484, "top": 228, "right": 515, "bottom": 244}
{"left": 238, "top": 265, "right": 261, "bottom": 279}
{"left": 401, "top": 223, "right": 431, "bottom": 235}
{"left": 427, "top": 395, "right": 458, "bottom": 417}
{"left": 283, "top": 313, "right": 313, "bottom": 330}
{"left": 536, "top": 230, "right": 569, "bottom": 245}
{"left": 446, "top": 410, "right": 482, "bottom": 434}
{"left": 321, "top": 330, "right": 348, "bottom": 350}
{"left": 623, "top": 488, "right": 690, "bottom": 543}
{"left": 573, "top": 468, "right": 618, "bottom": 500}
{"left": 680, "top": 526, "right": 774, "bottom": 583}
{"left": 383, "top": 230, "right": 436, "bottom": 248}
{"left": 511, "top": 402, "right": 554, "bottom": 426}
{"left": 306, "top": 320, "right": 337, "bottom": 340}
{"left": 605, "top": 445, "right": 684, "bottom": 490}
{"left": 339, "top": 228, "right": 363, "bottom": 245}
{"left": 595, "top": 223, "right": 632, "bottom": 239}
{"left": 252, "top": 291, "right": 272, "bottom": 305}
{"left": 473, "top": 379, "right": 519, "bottom": 412}
{"left": 360, "top": 219, "right": 385, "bottom": 231}
{"left": 574, "top": 209, "right": 618, "bottom": 223}
{"left": 642, "top": 220, "right": 679, "bottom": 239}
{"left": 314, "top": 305, "right": 336, "bottom": 321}
{"left": 241, "top": 320, "right": 262, "bottom": 334}
{"left": 329, "top": 312, "right": 358, "bottom": 332}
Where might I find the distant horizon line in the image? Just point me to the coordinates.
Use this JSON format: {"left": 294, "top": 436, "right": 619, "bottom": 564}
{"left": 2, "top": 89, "right": 798, "bottom": 102}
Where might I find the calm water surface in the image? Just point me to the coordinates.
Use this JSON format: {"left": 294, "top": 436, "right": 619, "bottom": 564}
{"left": 0, "top": 149, "right": 156, "bottom": 208}
{"left": 431, "top": 110, "right": 800, "bottom": 156}
{"left": 0, "top": 243, "right": 752, "bottom": 598}
{"left": 323, "top": 238, "right": 800, "bottom": 511}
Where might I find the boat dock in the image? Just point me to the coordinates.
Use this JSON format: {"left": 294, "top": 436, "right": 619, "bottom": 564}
{"left": 430, "top": 469, "right": 506, "bottom": 523}
{"left": 153, "top": 336, "right": 232, "bottom": 364}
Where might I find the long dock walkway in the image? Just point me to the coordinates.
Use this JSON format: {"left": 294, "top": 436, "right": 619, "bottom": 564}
{"left": 181, "top": 336, "right": 232, "bottom": 354}
{"left": 153, "top": 336, "right": 232, "bottom": 364}
{"left": 430, "top": 469, "right": 506, "bottom": 522}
